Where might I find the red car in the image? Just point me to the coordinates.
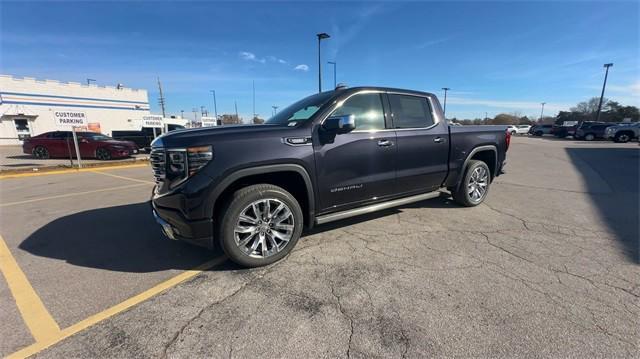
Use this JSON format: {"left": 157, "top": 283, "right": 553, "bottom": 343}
{"left": 23, "top": 131, "right": 138, "bottom": 160}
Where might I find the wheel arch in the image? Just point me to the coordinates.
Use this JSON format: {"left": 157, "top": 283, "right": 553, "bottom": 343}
{"left": 207, "top": 164, "right": 316, "bottom": 231}
{"left": 454, "top": 145, "right": 497, "bottom": 193}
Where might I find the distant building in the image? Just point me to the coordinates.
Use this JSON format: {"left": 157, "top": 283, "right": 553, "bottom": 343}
{"left": 0, "top": 74, "right": 151, "bottom": 145}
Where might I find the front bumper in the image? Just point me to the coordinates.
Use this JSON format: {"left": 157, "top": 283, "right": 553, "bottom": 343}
{"left": 151, "top": 202, "right": 214, "bottom": 248}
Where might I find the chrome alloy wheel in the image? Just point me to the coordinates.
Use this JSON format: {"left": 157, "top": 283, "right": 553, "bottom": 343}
{"left": 234, "top": 198, "right": 295, "bottom": 258}
{"left": 467, "top": 166, "right": 489, "bottom": 202}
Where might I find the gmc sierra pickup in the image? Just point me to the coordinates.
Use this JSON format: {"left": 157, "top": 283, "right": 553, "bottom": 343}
{"left": 151, "top": 86, "right": 509, "bottom": 267}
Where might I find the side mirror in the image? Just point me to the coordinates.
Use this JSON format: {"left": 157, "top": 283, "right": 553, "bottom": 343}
{"left": 323, "top": 114, "right": 356, "bottom": 134}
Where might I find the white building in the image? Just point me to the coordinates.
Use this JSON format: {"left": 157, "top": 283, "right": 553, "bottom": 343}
{"left": 0, "top": 74, "right": 154, "bottom": 145}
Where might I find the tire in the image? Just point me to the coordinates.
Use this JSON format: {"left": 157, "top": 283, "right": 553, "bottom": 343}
{"left": 218, "top": 184, "right": 303, "bottom": 267}
{"left": 96, "top": 147, "right": 112, "bottom": 160}
{"left": 614, "top": 132, "right": 631, "bottom": 143}
{"left": 33, "top": 146, "right": 50, "bottom": 159}
{"left": 452, "top": 160, "right": 491, "bottom": 207}
{"left": 584, "top": 133, "right": 595, "bottom": 141}
{"left": 534, "top": 131, "right": 543, "bottom": 136}
{"left": 510, "top": 131, "right": 516, "bottom": 135}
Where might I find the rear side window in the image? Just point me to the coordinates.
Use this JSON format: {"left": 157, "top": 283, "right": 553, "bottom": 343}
{"left": 388, "top": 94, "right": 434, "bottom": 129}
{"left": 331, "top": 93, "right": 385, "bottom": 131}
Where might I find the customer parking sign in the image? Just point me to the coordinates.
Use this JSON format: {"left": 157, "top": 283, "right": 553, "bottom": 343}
{"left": 54, "top": 111, "right": 88, "bottom": 127}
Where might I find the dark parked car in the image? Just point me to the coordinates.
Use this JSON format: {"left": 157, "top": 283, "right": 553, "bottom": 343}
{"left": 23, "top": 131, "right": 137, "bottom": 160}
{"left": 530, "top": 124, "right": 553, "bottom": 136}
{"left": 112, "top": 124, "right": 185, "bottom": 152}
{"left": 574, "top": 122, "right": 613, "bottom": 141}
{"left": 150, "top": 86, "right": 510, "bottom": 267}
{"left": 552, "top": 124, "right": 578, "bottom": 138}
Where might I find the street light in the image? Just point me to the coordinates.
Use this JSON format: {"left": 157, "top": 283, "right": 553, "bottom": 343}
{"left": 86, "top": 78, "right": 96, "bottom": 85}
{"left": 180, "top": 110, "right": 184, "bottom": 119}
{"left": 316, "top": 33, "right": 330, "bottom": 93}
{"left": 596, "top": 63, "right": 613, "bottom": 122}
{"left": 441, "top": 87, "right": 450, "bottom": 117}
{"left": 210, "top": 90, "right": 218, "bottom": 122}
{"left": 327, "top": 61, "right": 337, "bottom": 89}
{"left": 540, "top": 102, "right": 546, "bottom": 122}
{"left": 272, "top": 105, "right": 279, "bottom": 116}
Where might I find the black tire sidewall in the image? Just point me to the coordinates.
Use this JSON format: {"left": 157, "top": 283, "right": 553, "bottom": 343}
{"left": 454, "top": 160, "right": 491, "bottom": 207}
{"left": 33, "top": 146, "right": 49, "bottom": 159}
{"left": 97, "top": 148, "right": 111, "bottom": 160}
{"left": 218, "top": 185, "right": 303, "bottom": 267}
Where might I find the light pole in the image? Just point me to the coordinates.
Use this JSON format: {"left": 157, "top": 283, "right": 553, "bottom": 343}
{"left": 317, "top": 33, "right": 330, "bottom": 93}
{"left": 210, "top": 90, "right": 218, "bottom": 122}
{"left": 595, "top": 63, "right": 613, "bottom": 122}
{"left": 272, "top": 105, "right": 278, "bottom": 116}
{"left": 327, "top": 61, "right": 337, "bottom": 89}
{"left": 180, "top": 110, "right": 184, "bottom": 119}
{"left": 441, "top": 87, "right": 450, "bottom": 117}
{"left": 86, "top": 78, "right": 96, "bottom": 85}
{"left": 192, "top": 108, "right": 198, "bottom": 125}
{"left": 540, "top": 102, "right": 546, "bottom": 122}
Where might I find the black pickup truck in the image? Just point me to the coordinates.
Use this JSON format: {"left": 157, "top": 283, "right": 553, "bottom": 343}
{"left": 150, "top": 86, "right": 510, "bottom": 267}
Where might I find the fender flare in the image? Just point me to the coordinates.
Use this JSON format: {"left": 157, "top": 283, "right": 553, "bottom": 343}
{"left": 454, "top": 145, "right": 498, "bottom": 192}
{"left": 206, "top": 163, "right": 316, "bottom": 227}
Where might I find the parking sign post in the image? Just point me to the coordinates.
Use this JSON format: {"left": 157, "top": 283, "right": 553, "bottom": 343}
{"left": 71, "top": 127, "right": 83, "bottom": 168}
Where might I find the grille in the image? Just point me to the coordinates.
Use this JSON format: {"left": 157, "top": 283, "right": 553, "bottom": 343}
{"left": 149, "top": 148, "right": 166, "bottom": 184}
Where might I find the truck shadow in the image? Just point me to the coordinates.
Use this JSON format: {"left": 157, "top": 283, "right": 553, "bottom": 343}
{"left": 565, "top": 147, "right": 639, "bottom": 263}
{"left": 18, "top": 201, "right": 237, "bottom": 273}
{"left": 19, "top": 195, "right": 455, "bottom": 273}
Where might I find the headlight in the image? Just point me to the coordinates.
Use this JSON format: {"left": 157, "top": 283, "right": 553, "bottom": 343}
{"left": 165, "top": 145, "right": 213, "bottom": 187}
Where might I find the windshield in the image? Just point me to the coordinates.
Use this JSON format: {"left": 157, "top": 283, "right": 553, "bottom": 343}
{"left": 265, "top": 92, "right": 336, "bottom": 126}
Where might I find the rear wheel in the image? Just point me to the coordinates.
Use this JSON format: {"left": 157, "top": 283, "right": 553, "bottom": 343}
{"left": 218, "top": 184, "right": 303, "bottom": 267}
{"left": 614, "top": 132, "right": 631, "bottom": 143}
{"left": 33, "top": 146, "right": 49, "bottom": 159}
{"left": 96, "top": 147, "right": 112, "bottom": 160}
{"left": 584, "top": 133, "right": 595, "bottom": 141}
{"left": 534, "top": 131, "right": 543, "bottom": 136}
{"left": 452, "top": 160, "right": 491, "bottom": 207}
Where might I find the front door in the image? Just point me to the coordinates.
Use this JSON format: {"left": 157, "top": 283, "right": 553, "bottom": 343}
{"left": 313, "top": 92, "right": 397, "bottom": 213}
{"left": 388, "top": 94, "right": 449, "bottom": 193}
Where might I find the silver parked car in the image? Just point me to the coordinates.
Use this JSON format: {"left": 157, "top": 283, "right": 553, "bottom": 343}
{"left": 604, "top": 122, "right": 639, "bottom": 143}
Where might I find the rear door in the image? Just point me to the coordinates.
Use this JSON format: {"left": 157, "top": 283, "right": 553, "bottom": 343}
{"left": 314, "top": 91, "right": 397, "bottom": 212}
{"left": 388, "top": 93, "right": 449, "bottom": 194}
{"left": 48, "top": 131, "right": 72, "bottom": 157}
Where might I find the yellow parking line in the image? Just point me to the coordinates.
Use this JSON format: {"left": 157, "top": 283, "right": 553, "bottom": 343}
{"left": 0, "top": 183, "right": 149, "bottom": 208}
{"left": 0, "top": 163, "right": 149, "bottom": 180}
{"left": 0, "top": 235, "right": 61, "bottom": 344}
{"left": 7, "top": 255, "right": 226, "bottom": 359}
{"left": 89, "top": 169, "right": 155, "bottom": 184}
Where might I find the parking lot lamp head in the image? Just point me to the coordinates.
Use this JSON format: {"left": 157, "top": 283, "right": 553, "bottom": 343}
{"left": 317, "top": 33, "right": 330, "bottom": 93}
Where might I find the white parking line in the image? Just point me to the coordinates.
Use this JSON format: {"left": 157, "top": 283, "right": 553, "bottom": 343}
{"left": 0, "top": 183, "right": 149, "bottom": 208}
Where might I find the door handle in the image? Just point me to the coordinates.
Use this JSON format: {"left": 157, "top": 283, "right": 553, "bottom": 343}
{"left": 377, "top": 139, "right": 393, "bottom": 147}
{"left": 434, "top": 137, "right": 445, "bottom": 143}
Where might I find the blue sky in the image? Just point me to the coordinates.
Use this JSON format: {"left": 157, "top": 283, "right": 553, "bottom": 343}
{"left": 1, "top": 1, "right": 638, "bottom": 121}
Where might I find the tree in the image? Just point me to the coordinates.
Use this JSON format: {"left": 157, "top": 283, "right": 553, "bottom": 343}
{"left": 490, "top": 113, "right": 518, "bottom": 125}
{"left": 570, "top": 97, "right": 607, "bottom": 114}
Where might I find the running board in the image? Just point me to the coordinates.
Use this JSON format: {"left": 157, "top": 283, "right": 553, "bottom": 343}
{"left": 315, "top": 191, "right": 443, "bottom": 225}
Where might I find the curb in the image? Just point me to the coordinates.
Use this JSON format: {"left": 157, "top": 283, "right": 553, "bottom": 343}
{"left": 0, "top": 159, "right": 150, "bottom": 179}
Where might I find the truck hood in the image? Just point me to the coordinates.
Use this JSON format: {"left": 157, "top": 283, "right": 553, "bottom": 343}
{"left": 151, "top": 124, "right": 294, "bottom": 148}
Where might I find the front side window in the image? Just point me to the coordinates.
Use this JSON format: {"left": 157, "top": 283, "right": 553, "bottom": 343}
{"left": 389, "top": 94, "right": 434, "bottom": 129}
{"left": 330, "top": 93, "right": 385, "bottom": 131}
{"left": 265, "top": 92, "right": 335, "bottom": 126}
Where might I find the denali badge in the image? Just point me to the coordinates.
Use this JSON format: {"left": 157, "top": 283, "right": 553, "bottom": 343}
{"left": 330, "top": 184, "right": 363, "bottom": 193}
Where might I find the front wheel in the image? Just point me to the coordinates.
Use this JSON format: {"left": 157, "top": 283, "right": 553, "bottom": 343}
{"left": 33, "top": 146, "right": 50, "bottom": 159}
{"left": 452, "top": 160, "right": 491, "bottom": 207}
{"left": 96, "top": 147, "right": 112, "bottom": 160}
{"left": 218, "top": 184, "right": 303, "bottom": 267}
{"left": 614, "top": 133, "right": 631, "bottom": 143}
{"left": 584, "top": 133, "right": 595, "bottom": 141}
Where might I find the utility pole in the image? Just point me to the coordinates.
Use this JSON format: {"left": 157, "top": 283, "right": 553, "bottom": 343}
{"left": 210, "top": 90, "right": 218, "bottom": 121}
{"left": 596, "top": 63, "right": 613, "bottom": 122}
{"left": 272, "top": 105, "right": 278, "bottom": 116}
{"left": 157, "top": 77, "right": 166, "bottom": 118}
{"left": 317, "top": 33, "right": 330, "bottom": 93}
{"left": 192, "top": 108, "right": 198, "bottom": 126}
{"left": 540, "top": 102, "right": 546, "bottom": 122}
{"left": 441, "top": 87, "right": 450, "bottom": 117}
{"left": 485, "top": 112, "right": 488, "bottom": 122}
{"left": 234, "top": 101, "right": 239, "bottom": 120}
{"left": 328, "top": 61, "right": 337, "bottom": 88}
{"left": 252, "top": 80, "right": 256, "bottom": 119}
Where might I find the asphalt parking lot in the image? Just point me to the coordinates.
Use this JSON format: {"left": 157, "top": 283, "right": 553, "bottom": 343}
{"left": 1, "top": 136, "right": 638, "bottom": 358}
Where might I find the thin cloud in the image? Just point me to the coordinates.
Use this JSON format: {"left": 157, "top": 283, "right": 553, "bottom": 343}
{"left": 239, "top": 51, "right": 266, "bottom": 64}
{"left": 416, "top": 37, "right": 450, "bottom": 49}
{"left": 294, "top": 64, "right": 309, "bottom": 72}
